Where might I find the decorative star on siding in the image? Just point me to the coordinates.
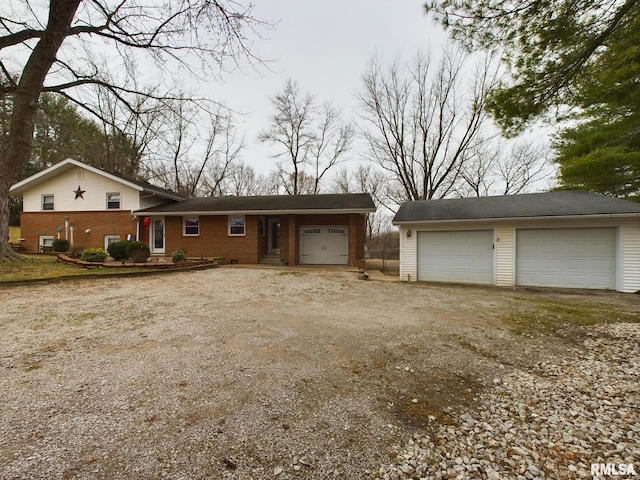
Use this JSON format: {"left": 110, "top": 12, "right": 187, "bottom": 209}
{"left": 74, "top": 185, "right": 86, "bottom": 199}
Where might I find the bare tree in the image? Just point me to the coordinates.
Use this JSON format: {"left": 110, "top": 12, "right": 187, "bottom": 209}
{"left": 459, "top": 140, "right": 550, "bottom": 197}
{"left": 357, "top": 48, "right": 499, "bottom": 204}
{"left": 0, "top": 0, "right": 266, "bottom": 259}
{"left": 92, "top": 71, "right": 165, "bottom": 177}
{"left": 332, "top": 163, "right": 389, "bottom": 243}
{"left": 218, "top": 162, "right": 279, "bottom": 196}
{"left": 147, "top": 97, "right": 244, "bottom": 197}
{"left": 497, "top": 142, "right": 550, "bottom": 195}
{"left": 259, "top": 79, "right": 354, "bottom": 195}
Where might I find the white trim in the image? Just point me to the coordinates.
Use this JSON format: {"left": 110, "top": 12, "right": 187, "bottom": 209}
{"left": 39, "top": 235, "right": 54, "bottom": 246}
{"left": 136, "top": 208, "right": 375, "bottom": 216}
{"left": 104, "top": 234, "right": 121, "bottom": 250}
{"left": 393, "top": 212, "right": 640, "bottom": 226}
{"left": 41, "top": 193, "right": 55, "bottom": 211}
{"left": 10, "top": 158, "right": 185, "bottom": 202}
{"left": 10, "top": 158, "right": 144, "bottom": 194}
{"left": 228, "top": 215, "right": 245, "bottom": 236}
{"left": 150, "top": 217, "right": 165, "bottom": 254}
{"left": 183, "top": 216, "right": 200, "bottom": 236}
{"left": 106, "top": 192, "right": 121, "bottom": 210}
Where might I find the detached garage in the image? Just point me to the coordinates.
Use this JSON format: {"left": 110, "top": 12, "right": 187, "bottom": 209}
{"left": 417, "top": 230, "right": 494, "bottom": 284}
{"left": 393, "top": 191, "right": 640, "bottom": 293}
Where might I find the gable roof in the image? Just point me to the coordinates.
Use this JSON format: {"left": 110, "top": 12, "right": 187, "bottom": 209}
{"left": 9, "top": 158, "right": 185, "bottom": 201}
{"left": 393, "top": 191, "right": 640, "bottom": 224}
{"left": 136, "top": 193, "right": 377, "bottom": 215}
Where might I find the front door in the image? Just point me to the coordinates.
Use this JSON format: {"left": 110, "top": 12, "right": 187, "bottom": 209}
{"left": 268, "top": 218, "right": 280, "bottom": 254}
{"left": 150, "top": 217, "right": 165, "bottom": 254}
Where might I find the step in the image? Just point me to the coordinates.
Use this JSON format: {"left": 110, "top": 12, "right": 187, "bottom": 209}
{"left": 260, "top": 255, "right": 287, "bottom": 265}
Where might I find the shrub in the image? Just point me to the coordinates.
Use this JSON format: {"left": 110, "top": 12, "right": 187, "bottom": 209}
{"left": 68, "top": 247, "right": 84, "bottom": 259}
{"left": 51, "top": 239, "right": 69, "bottom": 252}
{"left": 128, "top": 241, "right": 150, "bottom": 263}
{"left": 172, "top": 249, "right": 186, "bottom": 263}
{"left": 81, "top": 248, "right": 108, "bottom": 263}
{"left": 107, "top": 240, "right": 130, "bottom": 262}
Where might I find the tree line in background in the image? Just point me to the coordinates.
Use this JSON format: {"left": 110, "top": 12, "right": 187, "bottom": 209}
{"left": 1, "top": 46, "right": 550, "bottom": 226}
{"left": 1, "top": 0, "right": 638, "bottom": 258}
{"left": 426, "top": 0, "right": 640, "bottom": 199}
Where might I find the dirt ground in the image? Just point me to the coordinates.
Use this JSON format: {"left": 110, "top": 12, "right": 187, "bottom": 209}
{"left": 0, "top": 267, "right": 638, "bottom": 479}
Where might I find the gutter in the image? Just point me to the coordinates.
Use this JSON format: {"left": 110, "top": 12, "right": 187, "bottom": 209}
{"left": 134, "top": 208, "right": 377, "bottom": 216}
{"left": 392, "top": 212, "right": 640, "bottom": 226}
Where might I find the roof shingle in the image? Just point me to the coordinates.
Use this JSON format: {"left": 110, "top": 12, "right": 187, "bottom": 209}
{"left": 393, "top": 191, "right": 640, "bottom": 223}
{"left": 137, "top": 193, "right": 376, "bottom": 214}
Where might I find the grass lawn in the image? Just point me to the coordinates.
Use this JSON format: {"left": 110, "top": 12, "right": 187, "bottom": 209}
{"left": 0, "top": 255, "right": 148, "bottom": 283}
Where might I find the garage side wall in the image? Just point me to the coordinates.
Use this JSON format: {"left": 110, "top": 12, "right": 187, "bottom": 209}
{"left": 399, "top": 226, "right": 417, "bottom": 281}
{"left": 495, "top": 227, "right": 515, "bottom": 287}
{"left": 620, "top": 223, "right": 640, "bottom": 293}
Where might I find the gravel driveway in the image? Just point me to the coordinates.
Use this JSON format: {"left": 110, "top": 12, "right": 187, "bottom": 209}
{"left": 0, "top": 267, "right": 638, "bottom": 479}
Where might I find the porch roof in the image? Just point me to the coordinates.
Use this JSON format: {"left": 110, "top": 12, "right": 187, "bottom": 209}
{"left": 135, "top": 193, "right": 376, "bottom": 216}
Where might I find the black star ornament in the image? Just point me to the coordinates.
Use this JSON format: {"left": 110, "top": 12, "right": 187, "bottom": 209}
{"left": 74, "top": 185, "right": 86, "bottom": 199}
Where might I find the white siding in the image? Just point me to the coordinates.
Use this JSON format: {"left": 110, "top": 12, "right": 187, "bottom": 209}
{"left": 620, "top": 223, "right": 640, "bottom": 293}
{"left": 495, "top": 227, "right": 515, "bottom": 286}
{"left": 399, "top": 227, "right": 417, "bottom": 281}
{"left": 22, "top": 167, "right": 141, "bottom": 212}
{"left": 398, "top": 217, "right": 640, "bottom": 293}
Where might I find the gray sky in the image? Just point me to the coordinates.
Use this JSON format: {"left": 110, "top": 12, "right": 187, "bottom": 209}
{"left": 213, "top": 1, "right": 446, "bottom": 175}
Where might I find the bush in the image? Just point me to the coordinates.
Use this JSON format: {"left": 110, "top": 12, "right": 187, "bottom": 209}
{"left": 107, "top": 241, "right": 130, "bottom": 262}
{"left": 51, "top": 239, "right": 69, "bottom": 252}
{"left": 128, "top": 241, "right": 150, "bottom": 263}
{"left": 68, "top": 247, "right": 84, "bottom": 259}
{"left": 81, "top": 248, "right": 108, "bottom": 263}
{"left": 172, "top": 249, "right": 186, "bottom": 263}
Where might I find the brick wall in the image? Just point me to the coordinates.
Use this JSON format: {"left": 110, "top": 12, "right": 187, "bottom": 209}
{"left": 289, "top": 213, "right": 366, "bottom": 268}
{"left": 20, "top": 211, "right": 137, "bottom": 252}
{"left": 20, "top": 210, "right": 368, "bottom": 266}
{"left": 164, "top": 215, "right": 261, "bottom": 263}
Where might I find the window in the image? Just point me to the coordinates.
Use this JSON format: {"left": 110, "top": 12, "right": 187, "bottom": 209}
{"left": 104, "top": 235, "right": 120, "bottom": 250}
{"left": 39, "top": 236, "right": 54, "bottom": 252}
{"left": 106, "top": 192, "right": 121, "bottom": 209}
{"left": 228, "top": 216, "right": 245, "bottom": 236}
{"left": 183, "top": 217, "right": 199, "bottom": 236}
{"left": 259, "top": 217, "right": 265, "bottom": 236}
{"left": 42, "top": 194, "right": 54, "bottom": 211}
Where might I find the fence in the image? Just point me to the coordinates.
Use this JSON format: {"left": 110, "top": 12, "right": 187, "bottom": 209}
{"left": 366, "top": 248, "right": 400, "bottom": 272}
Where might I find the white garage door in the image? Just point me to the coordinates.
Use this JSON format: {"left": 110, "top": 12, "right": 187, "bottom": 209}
{"left": 417, "top": 230, "right": 494, "bottom": 284}
{"left": 516, "top": 228, "right": 616, "bottom": 289}
{"left": 300, "top": 226, "right": 349, "bottom": 265}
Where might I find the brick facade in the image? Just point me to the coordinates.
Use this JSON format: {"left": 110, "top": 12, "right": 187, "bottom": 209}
{"left": 19, "top": 209, "right": 368, "bottom": 267}
{"left": 159, "top": 212, "right": 368, "bottom": 267}
{"left": 19, "top": 211, "right": 137, "bottom": 252}
{"left": 163, "top": 215, "right": 261, "bottom": 263}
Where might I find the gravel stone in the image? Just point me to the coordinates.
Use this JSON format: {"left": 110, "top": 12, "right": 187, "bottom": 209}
{"left": 0, "top": 268, "right": 638, "bottom": 479}
{"left": 376, "top": 322, "right": 640, "bottom": 479}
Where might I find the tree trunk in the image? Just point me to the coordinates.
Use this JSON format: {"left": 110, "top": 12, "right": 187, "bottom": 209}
{"left": 0, "top": 0, "right": 81, "bottom": 260}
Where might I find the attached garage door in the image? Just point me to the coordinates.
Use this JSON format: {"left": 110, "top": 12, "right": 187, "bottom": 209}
{"left": 516, "top": 228, "right": 616, "bottom": 289}
{"left": 417, "top": 230, "right": 494, "bottom": 284}
{"left": 300, "top": 226, "right": 349, "bottom": 265}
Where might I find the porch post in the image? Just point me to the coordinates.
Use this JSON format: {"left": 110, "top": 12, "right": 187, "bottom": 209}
{"left": 287, "top": 214, "right": 297, "bottom": 266}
